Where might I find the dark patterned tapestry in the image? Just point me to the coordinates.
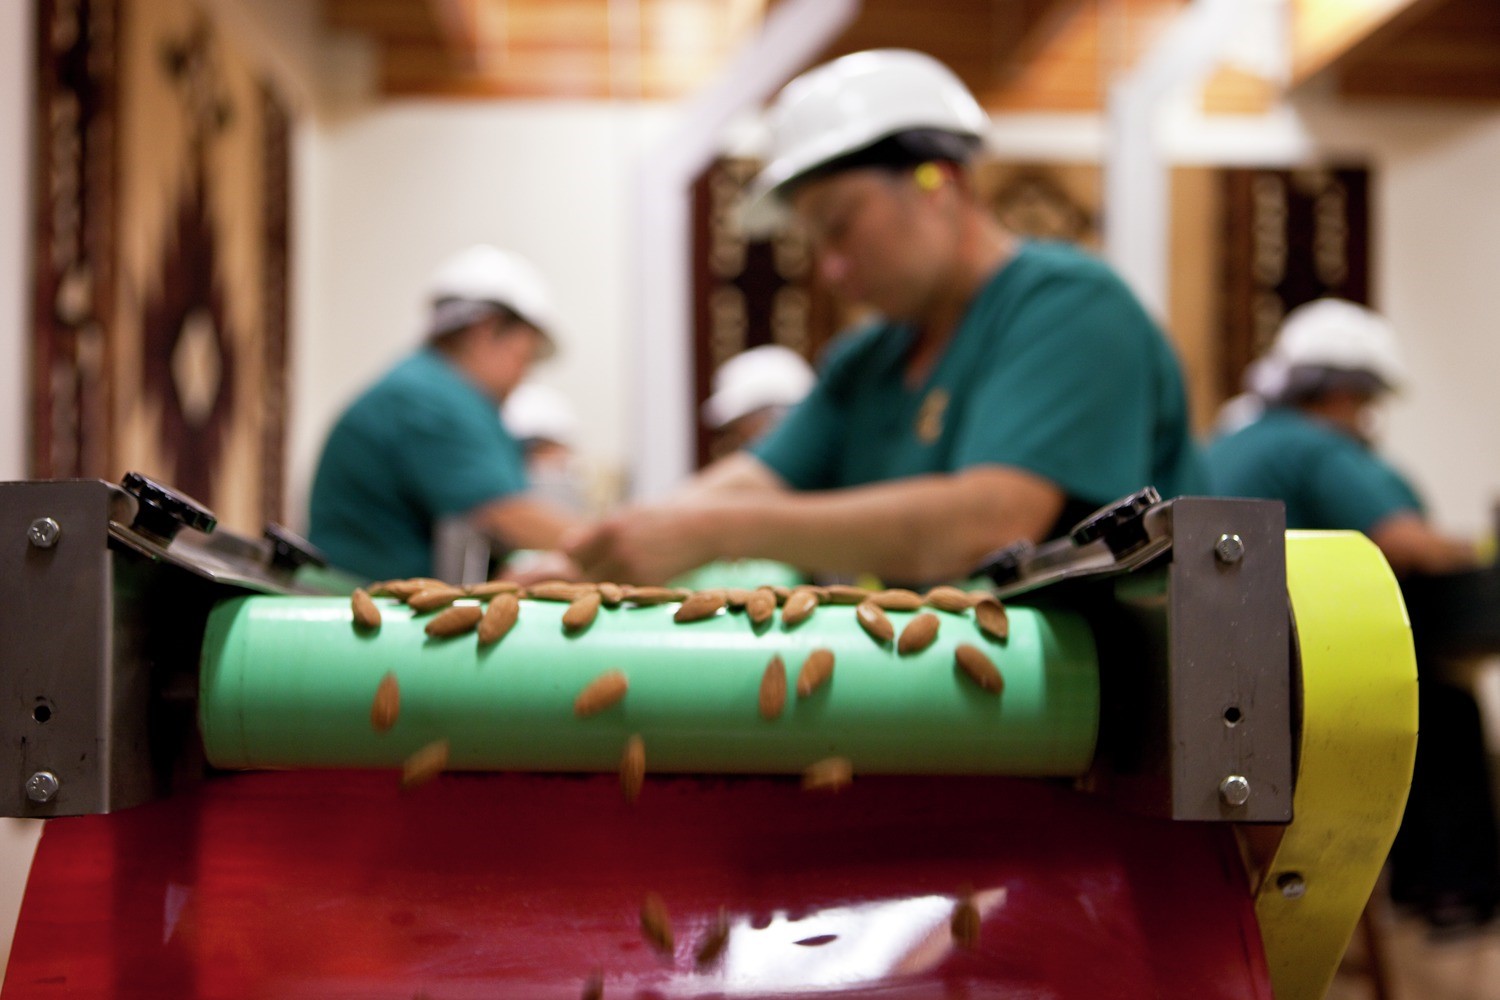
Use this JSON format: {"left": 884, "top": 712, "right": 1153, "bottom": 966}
{"left": 1220, "top": 167, "right": 1371, "bottom": 400}
{"left": 33, "top": 0, "right": 291, "bottom": 531}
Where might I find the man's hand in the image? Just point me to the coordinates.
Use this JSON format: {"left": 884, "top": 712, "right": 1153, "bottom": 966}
{"left": 565, "top": 507, "right": 715, "bottom": 584}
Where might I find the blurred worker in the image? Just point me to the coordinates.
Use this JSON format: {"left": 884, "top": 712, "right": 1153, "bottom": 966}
{"left": 702, "top": 344, "right": 816, "bottom": 452}
{"left": 1207, "top": 299, "right": 1494, "bottom": 930}
{"left": 1206, "top": 299, "right": 1475, "bottom": 574}
{"left": 503, "top": 381, "right": 587, "bottom": 514}
{"left": 309, "top": 245, "right": 581, "bottom": 581}
{"left": 568, "top": 49, "right": 1204, "bottom": 585}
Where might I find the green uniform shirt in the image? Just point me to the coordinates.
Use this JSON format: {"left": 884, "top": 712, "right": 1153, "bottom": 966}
{"left": 1205, "top": 406, "right": 1422, "bottom": 533}
{"left": 752, "top": 241, "right": 1206, "bottom": 538}
{"left": 309, "top": 349, "right": 528, "bottom": 580}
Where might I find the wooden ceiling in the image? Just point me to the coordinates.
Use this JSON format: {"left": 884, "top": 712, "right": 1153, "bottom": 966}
{"left": 324, "top": 0, "right": 1500, "bottom": 107}
{"left": 1293, "top": 0, "right": 1500, "bottom": 101}
{"left": 322, "top": 0, "right": 1193, "bottom": 106}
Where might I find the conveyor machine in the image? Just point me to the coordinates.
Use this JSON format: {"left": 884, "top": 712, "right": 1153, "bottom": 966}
{"left": 0, "top": 475, "right": 1416, "bottom": 999}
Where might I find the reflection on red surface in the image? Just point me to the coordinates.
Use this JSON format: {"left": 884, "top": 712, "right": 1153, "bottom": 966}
{"left": 4, "top": 771, "right": 1273, "bottom": 999}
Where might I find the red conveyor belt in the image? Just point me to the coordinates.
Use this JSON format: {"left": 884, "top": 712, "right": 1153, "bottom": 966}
{"left": 3, "top": 771, "right": 1274, "bottom": 999}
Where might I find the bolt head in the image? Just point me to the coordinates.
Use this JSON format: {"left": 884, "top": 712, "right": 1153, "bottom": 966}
{"left": 1277, "top": 872, "right": 1307, "bottom": 900}
{"left": 27, "top": 518, "right": 61, "bottom": 549}
{"left": 1214, "top": 533, "right": 1244, "bottom": 564}
{"left": 1219, "top": 774, "right": 1251, "bottom": 807}
{"left": 25, "top": 771, "right": 59, "bottom": 804}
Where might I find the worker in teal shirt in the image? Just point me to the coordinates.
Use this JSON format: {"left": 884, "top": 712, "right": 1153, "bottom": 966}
{"left": 1207, "top": 298, "right": 1490, "bottom": 929}
{"left": 1206, "top": 299, "right": 1472, "bottom": 574}
{"left": 310, "top": 245, "right": 581, "bottom": 581}
{"left": 568, "top": 49, "right": 1205, "bottom": 585}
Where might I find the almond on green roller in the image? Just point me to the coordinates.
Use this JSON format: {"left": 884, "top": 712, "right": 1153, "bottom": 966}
{"left": 897, "top": 612, "right": 940, "bottom": 655}
{"left": 855, "top": 600, "right": 895, "bottom": 644}
{"left": 351, "top": 588, "right": 382, "bottom": 630}
{"left": 477, "top": 592, "right": 519, "bottom": 645}
{"left": 759, "top": 655, "right": 787, "bottom": 719}
{"left": 424, "top": 604, "right": 482, "bottom": 638}
{"left": 574, "top": 669, "right": 629, "bottom": 717}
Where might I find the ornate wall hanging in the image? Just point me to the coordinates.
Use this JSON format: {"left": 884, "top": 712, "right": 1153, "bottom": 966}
{"left": 33, "top": 0, "right": 292, "bottom": 531}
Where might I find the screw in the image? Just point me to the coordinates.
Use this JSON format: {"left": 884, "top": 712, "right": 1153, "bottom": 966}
{"left": 25, "top": 771, "right": 59, "bottom": 804}
{"left": 1277, "top": 872, "right": 1307, "bottom": 900}
{"left": 1214, "top": 533, "right": 1244, "bottom": 564}
{"left": 1219, "top": 774, "right": 1251, "bottom": 807}
{"left": 27, "top": 518, "right": 61, "bottom": 549}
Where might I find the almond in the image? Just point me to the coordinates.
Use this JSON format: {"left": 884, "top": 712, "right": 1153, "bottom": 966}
{"left": 770, "top": 585, "right": 792, "bottom": 603}
{"left": 897, "top": 612, "right": 940, "bottom": 655}
{"left": 563, "top": 592, "right": 602, "bottom": 632}
{"left": 620, "top": 734, "right": 645, "bottom": 804}
{"left": 759, "top": 655, "right": 787, "bottom": 719}
{"left": 425, "top": 603, "right": 482, "bottom": 638}
{"left": 724, "top": 588, "right": 752, "bottom": 609}
{"left": 370, "top": 671, "right": 400, "bottom": 732}
{"left": 527, "top": 580, "right": 592, "bottom": 602}
{"left": 872, "top": 588, "right": 924, "bottom": 611}
{"left": 464, "top": 580, "right": 520, "bottom": 598}
{"left": 351, "top": 588, "right": 382, "bottom": 630}
{"left": 640, "top": 892, "right": 674, "bottom": 954}
{"left": 408, "top": 584, "right": 465, "bottom": 613}
{"left": 373, "top": 580, "right": 421, "bottom": 601}
{"left": 675, "top": 589, "right": 727, "bottom": 623}
{"left": 802, "top": 756, "right": 853, "bottom": 793}
{"left": 477, "top": 592, "right": 520, "bottom": 645}
{"left": 855, "top": 600, "right": 895, "bottom": 644}
{"left": 955, "top": 643, "right": 1004, "bottom": 693}
{"left": 950, "top": 891, "right": 981, "bottom": 950}
{"left": 380, "top": 577, "right": 443, "bottom": 600}
{"left": 597, "top": 581, "right": 624, "bottom": 607}
{"left": 746, "top": 587, "right": 777, "bottom": 627}
{"left": 974, "top": 598, "right": 1009, "bottom": 642}
{"left": 575, "top": 669, "right": 629, "bottom": 717}
{"left": 796, "top": 648, "right": 835, "bottom": 697}
{"left": 924, "top": 585, "right": 978, "bottom": 613}
{"left": 824, "top": 584, "right": 869, "bottom": 605}
{"left": 621, "top": 585, "right": 681, "bottom": 606}
{"left": 694, "top": 908, "right": 731, "bottom": 968}
{"left": 400, "top": 738, "right": 449, "bottom": 790}
{"left": 781, "top": 588, "right": 819, "bottom": 628}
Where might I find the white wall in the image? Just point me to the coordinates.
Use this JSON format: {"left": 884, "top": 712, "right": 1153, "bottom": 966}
{"left": 1367, "top": 111, "right": 1500, "bottom": 537}
{"left": 0, "top": 0, "right": 31, "bottom": 482}
{"left": 288, "top": 101, "right": 673, "bottom": 529}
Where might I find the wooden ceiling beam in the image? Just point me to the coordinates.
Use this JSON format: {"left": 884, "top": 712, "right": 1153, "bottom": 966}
{"left": 1291, "top": 0, "right": 1445, "bottom": 86}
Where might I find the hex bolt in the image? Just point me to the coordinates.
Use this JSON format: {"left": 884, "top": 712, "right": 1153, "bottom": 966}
{"left": 1277, "top": 872, "right": 1307, "bottom": 900}
{"left": 1214, "top": 533, "right": 1244, "bottom": 564}
{"left": 25, "top": 771, "right": 59, "bottom": 804}
{"left": 1219, "top": 774, "right": 1251, "bottom": 807}
{"left": 27, "top": 518, "right": 61, "bottom": 549}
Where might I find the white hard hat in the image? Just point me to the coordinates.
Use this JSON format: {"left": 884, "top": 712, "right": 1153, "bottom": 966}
{"left": 702, "top": 345, "right": 816, "bottom": 429}
{"left": 1265, "top": 298, "right": 1406, "bottom": 392}
{"left": 503, "top": 382, "right": 577, "bottom": 447}
{"left": 427, "top": 244, "right": 560, "bottom": 356}
{"left": 740, "top": 49, "right": 991, "bottom": 235}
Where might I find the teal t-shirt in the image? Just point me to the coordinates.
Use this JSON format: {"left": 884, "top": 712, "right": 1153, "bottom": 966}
{"left": 1205, "top": 407, "right": 1422, "bottom": 534}
{"left": 309, "top": 349, "right": 528, "bottom": 580}
{"left": 751, "top": 241, "right": 1206, "bottom": 537}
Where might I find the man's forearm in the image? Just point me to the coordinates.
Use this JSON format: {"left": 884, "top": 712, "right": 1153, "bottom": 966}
{"left": 701, "top": 466, "right": 1062, "bottom": 583}
{"left": 473, "top": 496, "right": 583, "bottom": 552}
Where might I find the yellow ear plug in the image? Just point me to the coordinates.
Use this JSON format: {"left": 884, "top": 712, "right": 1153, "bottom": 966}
{"left": 913, "top": 162, "right": 945, "bottom": 191}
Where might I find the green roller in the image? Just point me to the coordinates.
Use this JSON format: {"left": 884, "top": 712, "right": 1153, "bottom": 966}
{"left": 200, "top": 594, "right": 1100, "bottom": 776}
